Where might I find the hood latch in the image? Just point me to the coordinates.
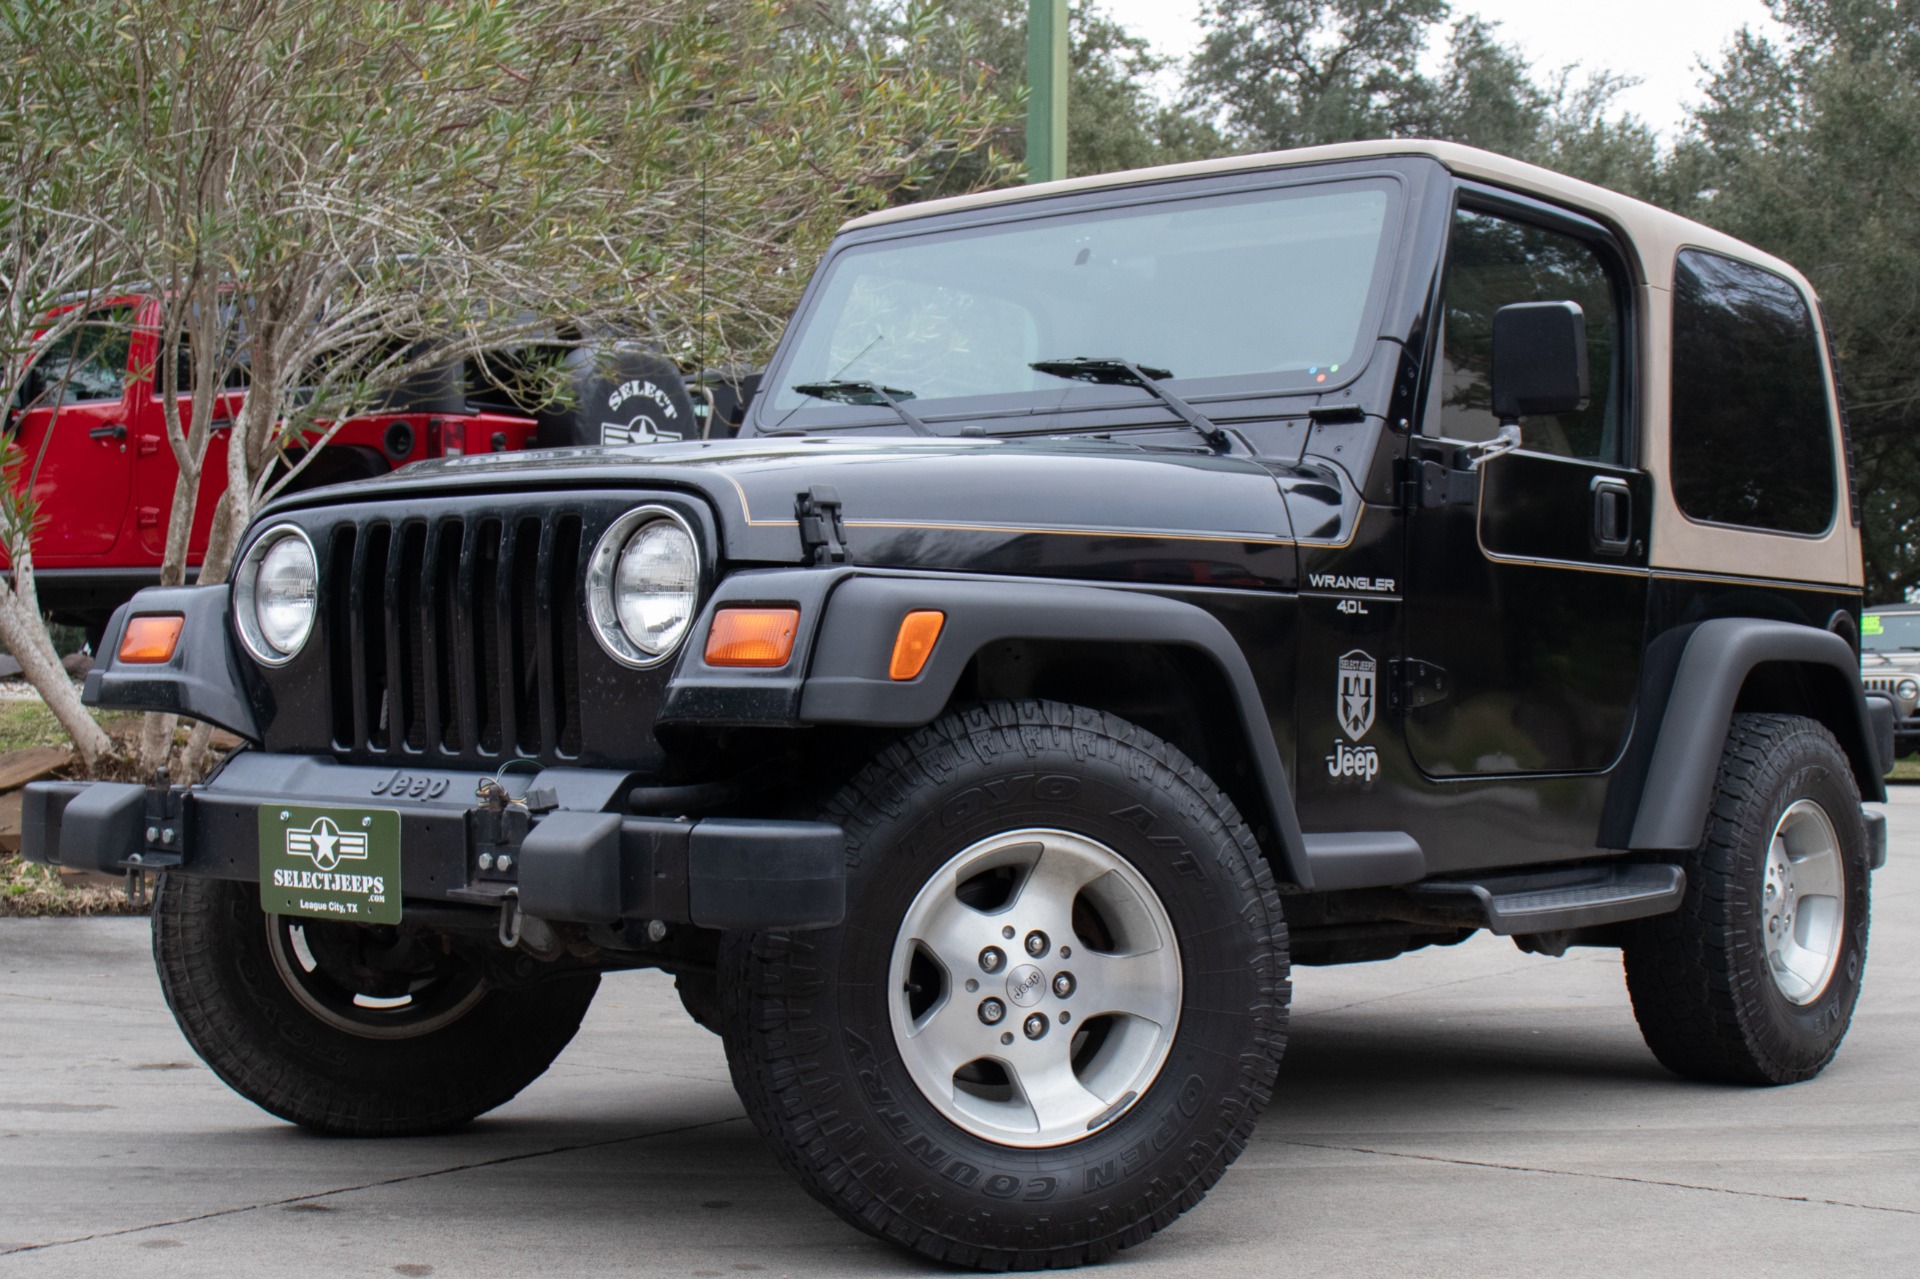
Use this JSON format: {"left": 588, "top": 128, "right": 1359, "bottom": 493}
{"left": 796, "top": 485, "right": 848, "bottom": 564}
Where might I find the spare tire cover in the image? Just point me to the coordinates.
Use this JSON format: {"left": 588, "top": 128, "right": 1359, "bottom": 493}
{"left": 537, "top": 347, "right": 696, "bottom": 449}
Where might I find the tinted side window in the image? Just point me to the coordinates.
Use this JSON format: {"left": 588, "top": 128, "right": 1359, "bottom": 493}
{"left": 1669, "top": 250, "right": 1835, "bottom": 534}
{"left": 30, "top": 312, "right": 133, "bottom": 405}
{"left": 1428, "top": 208, "right": 1626, "bottom": 462}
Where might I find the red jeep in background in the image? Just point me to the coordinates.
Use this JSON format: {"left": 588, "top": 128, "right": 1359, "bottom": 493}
{"left": 5, "top": 295, "right": 698, "bottom": 644}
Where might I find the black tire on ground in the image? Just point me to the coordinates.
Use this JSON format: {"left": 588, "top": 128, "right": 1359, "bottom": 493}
{"left": 153, "top": 875, "right": 599, "bottom": 1136}
{"left": 1621, "top": 712, "right": 1871, "bottom": 1085}
{"left": 719, "top": 700, "right": 1289, "bottom": 1271}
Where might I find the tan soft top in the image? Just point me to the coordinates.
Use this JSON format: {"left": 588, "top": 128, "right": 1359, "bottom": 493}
{"left": 844, "top": 139, "right": 1809, "bottom": 298}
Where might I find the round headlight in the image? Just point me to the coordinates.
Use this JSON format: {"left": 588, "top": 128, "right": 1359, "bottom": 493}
{"left": 1897, "top": 678, "right": 1918, "bottom": 702}
{"left": 587, "top": 507, "right": 699, "bottom": 666}
{"left": 235, "top": 525, "right": 317, "bottom": 665}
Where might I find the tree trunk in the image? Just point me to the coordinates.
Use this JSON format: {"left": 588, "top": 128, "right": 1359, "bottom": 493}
{"left": 198, "top": 488, "right": 241, "bottom": 587}
{"left": 179, "top": 718, "right": 217, "bottom": 782}
{"left": 0, "top": 592, "right": 114, "bottom": 767}
{"left": 137, "top": 711, "right": 177, "bottom": 773}
{"left": 138, "top": 459, "right": 207, "bottom": 771}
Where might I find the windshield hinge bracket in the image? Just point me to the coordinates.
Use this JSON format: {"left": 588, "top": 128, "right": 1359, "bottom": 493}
{"left": 1400, "top": 457, "right": 1480, "bottom": 510}
{"left": 796, "top": 485, "right": 848, "bottom": 565}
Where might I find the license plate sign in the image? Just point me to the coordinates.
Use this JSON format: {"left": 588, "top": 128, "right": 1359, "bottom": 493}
{"left": 258, "top": 805, "right": 402, "bottom": 924}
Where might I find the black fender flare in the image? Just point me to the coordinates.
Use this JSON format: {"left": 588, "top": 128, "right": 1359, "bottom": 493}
{"left": 797, "top": 575, "right": 1310, "bottom": 885}
{"left": 1616, "top": 617, "right": 1884, "bottom": 851}
{"left": 83, "top": 585, "right": 260, "bottom": 741}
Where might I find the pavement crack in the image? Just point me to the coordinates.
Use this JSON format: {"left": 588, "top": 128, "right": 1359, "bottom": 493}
{"left": 0, "top": 989, "right": 162, "bottom": 1014}
{"left": 0, "top": 1113, "right": 746, "bottom": 1257}
{"left": 1282, "top": 1139, "right": 1920, "bottom": 1216}
{"left": 1292, "top": 956, "right": 1582, "bottom": 1019}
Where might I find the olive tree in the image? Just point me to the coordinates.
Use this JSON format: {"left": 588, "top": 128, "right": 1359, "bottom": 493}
{"left": 74, "top": 0, "right": 1013, "bottom": 771}
{"left": 0, "top": 0, "right": 125, "bottom": 767}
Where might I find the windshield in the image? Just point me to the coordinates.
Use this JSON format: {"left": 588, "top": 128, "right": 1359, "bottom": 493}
{"left": 1864, "top": 612, "right": 1920, "bottom": 653}
{"left": 763, "top": 177, "right": 1400, "bottom": 427}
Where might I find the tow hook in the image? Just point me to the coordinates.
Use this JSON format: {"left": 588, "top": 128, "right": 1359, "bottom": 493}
{"left": 497, "top": 891, "right": 564, "bottom": 958}
{"left": 474, "top": 775, "right": 566, "bottom": 956}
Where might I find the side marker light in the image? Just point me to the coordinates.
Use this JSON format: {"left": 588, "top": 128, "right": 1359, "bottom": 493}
{"left": 889, "top": 610, "right": 945, "bottom": 681}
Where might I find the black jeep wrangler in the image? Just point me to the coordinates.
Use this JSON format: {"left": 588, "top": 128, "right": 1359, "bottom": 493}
{"left": 25, "top": 140, "right": 1893, "bottom": 1271}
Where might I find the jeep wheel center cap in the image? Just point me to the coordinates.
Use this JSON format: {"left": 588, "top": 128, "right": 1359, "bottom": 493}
{"left": 1006, "top": 963, "right": 1046, "bottom": 1008}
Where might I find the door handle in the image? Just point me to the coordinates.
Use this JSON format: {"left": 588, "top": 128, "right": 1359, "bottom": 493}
{"left": 1591, "top": 477, "right": 1633, "bottom": 556}
{"left": 88, "top": 423, "right": 127, "bottom": 441}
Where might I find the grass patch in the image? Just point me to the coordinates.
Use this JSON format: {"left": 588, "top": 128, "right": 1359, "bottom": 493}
{"left": 0, "top": 855, "right": 145, "bottom": 917}
{"left": 1888, "top": 756, "right": 1920, "bottom": 784}
{"left": 0, "top": 700, "right": 140, "bottom": 754}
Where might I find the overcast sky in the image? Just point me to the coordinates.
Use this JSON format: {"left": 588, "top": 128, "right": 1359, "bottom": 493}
{"left": 1096, "top": 0, "right": 1781, "bottom": 138}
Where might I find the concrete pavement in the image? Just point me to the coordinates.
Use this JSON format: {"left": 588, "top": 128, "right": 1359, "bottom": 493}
{"left": 3, "top": 791, "right": 1917, "bottom": 1278}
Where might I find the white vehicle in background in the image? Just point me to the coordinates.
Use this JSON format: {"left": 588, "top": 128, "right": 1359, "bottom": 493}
{"left": 1862, "top": 604, "right": 1920, "bottom": 757}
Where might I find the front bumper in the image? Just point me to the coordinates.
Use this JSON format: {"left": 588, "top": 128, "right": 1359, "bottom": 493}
{"left": 21, "top": 753, "right": 845, "bottom": 932}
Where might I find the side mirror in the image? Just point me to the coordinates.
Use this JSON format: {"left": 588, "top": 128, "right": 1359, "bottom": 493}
{"left": 1491, "top": 300, "right": 1588, "bottom": 425}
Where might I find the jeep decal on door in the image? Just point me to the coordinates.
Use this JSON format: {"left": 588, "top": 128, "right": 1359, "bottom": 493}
{"left": 1338, "top": 650, "right": 1376, "bottom": 741}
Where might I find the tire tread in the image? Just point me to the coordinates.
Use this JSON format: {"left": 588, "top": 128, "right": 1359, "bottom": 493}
{"left": 721, "top": 699, "right": 1288, "bottom": 1270}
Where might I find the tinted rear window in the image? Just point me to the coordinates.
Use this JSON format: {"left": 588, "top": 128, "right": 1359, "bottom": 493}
{"left": 1669, "top": 250, "right": 1836, "bottom": 535}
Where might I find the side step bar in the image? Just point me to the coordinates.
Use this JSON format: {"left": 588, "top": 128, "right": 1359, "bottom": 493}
{"left": 1406, "top": 864, "right": 1686, "bottom": 935}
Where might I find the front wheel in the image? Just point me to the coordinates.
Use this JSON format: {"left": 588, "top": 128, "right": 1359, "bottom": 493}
{"left": 154, "top": 876, "right": 599, "bottom": 1135}
{"left": 720, "top": 701, "right": 1289, "bottom": 1270}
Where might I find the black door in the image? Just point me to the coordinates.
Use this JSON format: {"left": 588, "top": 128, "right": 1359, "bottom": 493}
{"left": 1401, "top": 197, "right": 1650, "bottom": 779}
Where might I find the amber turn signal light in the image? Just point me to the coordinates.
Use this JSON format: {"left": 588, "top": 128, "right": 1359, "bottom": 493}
{"left": 118, "top": 614, "right": 185, "bottom": 664}
{"left": 889, "top": 610, "right": 945, "bottom": 681}
{"left": 705, "top": 607, "right": 800, "bottom": 668}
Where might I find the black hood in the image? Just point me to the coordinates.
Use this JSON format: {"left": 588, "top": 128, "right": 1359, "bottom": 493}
{"left": 265, "top": 435, "right": 1349, "bottom": 590}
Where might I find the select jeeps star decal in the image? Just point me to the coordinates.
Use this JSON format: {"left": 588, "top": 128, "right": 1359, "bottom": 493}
{"left": 600, "top": 377, "right": 682, "bottom": 446}
{"left": 1338, "top": 649, "right": 1377, "bottom": 742}
{"left": 598, "top": 414, "right": 681, "bottom": 446}
{"left": 283, "top": 816, "right": 369, "bottom": 873}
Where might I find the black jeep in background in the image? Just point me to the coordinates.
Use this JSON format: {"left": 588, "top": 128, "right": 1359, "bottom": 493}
{"left": 25, "top": 140, "right": 1892, "bottom": 1271}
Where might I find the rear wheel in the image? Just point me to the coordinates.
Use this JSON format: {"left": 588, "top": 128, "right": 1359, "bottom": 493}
{"left": 154, "top": 875, "right": 598, "bottom": 1135}
{"left": 1622, "top": 712, "right": 1870, "bottom": 1085}
{"left": 720, "top": 701, "right": 1288, "bottom": 1270}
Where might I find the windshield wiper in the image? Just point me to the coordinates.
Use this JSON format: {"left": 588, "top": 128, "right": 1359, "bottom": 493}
{"left": 792, "top": 380, "right": 935, "bottom": 437}
{"left": 1030, "top": 357, "right": 1230, "bottom": 452}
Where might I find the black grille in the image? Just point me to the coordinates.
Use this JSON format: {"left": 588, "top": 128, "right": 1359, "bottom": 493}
{"left": 326, "top": 512, "right": 585, "bottom": 761}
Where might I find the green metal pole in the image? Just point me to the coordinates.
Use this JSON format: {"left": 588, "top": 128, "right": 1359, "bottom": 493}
{"left": 1026, "top": 0, "right": 1068, "bottom": 183}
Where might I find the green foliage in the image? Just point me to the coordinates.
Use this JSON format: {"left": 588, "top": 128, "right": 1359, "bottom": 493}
{"left": 1184, "top": 0, "right": 1663, "bottom": 188}
{"left": 825, "top": 1, "right": 1215, "bottom": 195}
{"left": 1671, "top": 0, "right": 1920, "bottom": 600}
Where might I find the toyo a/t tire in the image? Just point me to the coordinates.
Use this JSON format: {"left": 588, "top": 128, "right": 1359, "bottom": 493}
{"left": 154, "top": 875, "right": 599, "bottom": 1136}
{"left": 720, "top": 700, "right": 1290, "bottom": 1270}
{"left": 1622, "top": 712, "right": 1872, "bottom": 1086}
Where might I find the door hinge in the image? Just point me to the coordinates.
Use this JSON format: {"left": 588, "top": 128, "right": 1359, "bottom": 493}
{"left": 1400, "top": 458, "right": 1478, "bottom": 510}
{"left": 1390, "top": 658, "right": 1450, "bottom": 713}
{"left": 795, "top": 485, "right": 847, "bottom": 565}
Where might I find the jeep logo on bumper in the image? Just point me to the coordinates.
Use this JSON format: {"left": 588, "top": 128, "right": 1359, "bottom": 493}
{"left": 370, "top": 771, "right": 451, "bottom": 800}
